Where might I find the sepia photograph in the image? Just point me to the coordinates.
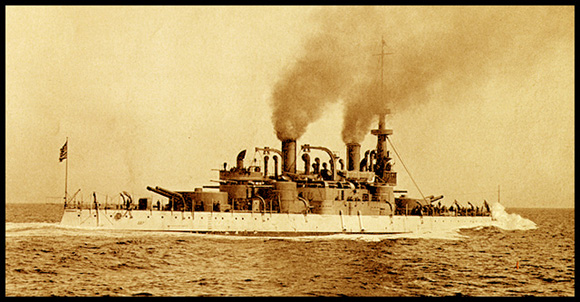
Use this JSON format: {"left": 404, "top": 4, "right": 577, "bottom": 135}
{"left": 5, "top": 5, "right": 574, "bottom": 296}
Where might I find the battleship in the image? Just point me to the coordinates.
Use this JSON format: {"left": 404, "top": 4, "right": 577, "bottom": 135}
{"left": 60, "top": 110, "right": 494, "bottom": 235}
{"left": 60, "top": 39, "right": 495, "bottom": 235}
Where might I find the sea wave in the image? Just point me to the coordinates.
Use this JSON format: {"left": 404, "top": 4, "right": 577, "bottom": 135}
{"left": 490, "top": 202, "right": 537, "bottom": 230}
{"left": 266, "top": 229, "right": 469, "bottom": 242}
{"left": 5, "top": 222, "right": 60, "bottom": 232}
{"left": 4, "top": 222, "right": 169, "bottom": 238}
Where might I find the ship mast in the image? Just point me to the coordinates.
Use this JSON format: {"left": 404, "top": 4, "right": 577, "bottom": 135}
{"left": 371, "top": 37, "right": 393, "bottom": 179}
{"left": 373, "top": 38, "right": 428, "bottom": 203}
{"left": 374, "top": 36, "right": 393, "bottom": 116}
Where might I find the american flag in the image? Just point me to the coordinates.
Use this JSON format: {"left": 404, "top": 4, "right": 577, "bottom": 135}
{"left": 59, "top": 141, "right": 67, "bottom": 162}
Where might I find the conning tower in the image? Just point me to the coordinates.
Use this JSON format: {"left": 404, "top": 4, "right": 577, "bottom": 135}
{"left": 371, "top": 111, "right": 396, "bottom": 186}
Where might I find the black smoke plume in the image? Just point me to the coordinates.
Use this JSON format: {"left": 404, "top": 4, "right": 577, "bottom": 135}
{"left": 271, "top": 7, "right": 572, "bottom": 144}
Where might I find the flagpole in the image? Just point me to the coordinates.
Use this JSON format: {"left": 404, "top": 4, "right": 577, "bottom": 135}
{"left": 64, "top": 137, "right": 68, "bottom": 206}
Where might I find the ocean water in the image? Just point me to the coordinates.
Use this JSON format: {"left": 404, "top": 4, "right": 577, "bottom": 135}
{"left": 4, "top": 203, "right": 574, "bottom": 296}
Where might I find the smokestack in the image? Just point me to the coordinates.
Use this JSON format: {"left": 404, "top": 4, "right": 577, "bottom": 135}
{"left": 302, "top": 153, "right": 310, "bottom": 175}
{"left": 346, "top": 143, "right": 361, "bottom": 171}
{"left": 281, "top": 139, "right": 297, "bottom": 174}
{"left": 263, "top": 155, "right": 269, "bottom": 177}
{"left": 273, "top": 155, "right": 279, "bottom": 179}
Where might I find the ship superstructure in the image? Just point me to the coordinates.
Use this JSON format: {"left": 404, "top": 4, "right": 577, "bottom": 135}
{"left": 197, "top": 111, "right": 404, "bottom": 218}
{"left": 60, "top": 112, "right": 493, "bottom": 235}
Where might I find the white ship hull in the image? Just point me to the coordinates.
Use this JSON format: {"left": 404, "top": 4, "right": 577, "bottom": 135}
{"left": 60, "top": 208, "right": 493, "bottom": 235}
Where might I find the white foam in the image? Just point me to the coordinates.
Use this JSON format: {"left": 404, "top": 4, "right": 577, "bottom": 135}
{"left": 5, "top": 222, "right": 58, "bottom": 232}
{"left": 490, "top": 202, "right": 537, "bottom": 230}
{"left": 251, "top": 228, "right": 468, "bottom": 242}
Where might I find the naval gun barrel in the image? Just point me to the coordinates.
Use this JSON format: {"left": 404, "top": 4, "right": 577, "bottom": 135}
{"left": 147, "top": 186, "right": 184, "bottom": 200}
{"left": 429, "top": 195, "right": 444, "bottom": 203}
{"left": 156, "top": 186, "right": 184, "bottom": 200}
{"left": 148, "top": 186, "right": 185, "bottom": 210}
{"left": 147, "top": 186, "right": 172, "bottom": 198}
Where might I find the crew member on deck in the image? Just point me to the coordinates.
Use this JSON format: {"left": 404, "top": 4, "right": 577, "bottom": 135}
{"left": 321, "top": 162, "right": 332, "bottom": 180}
{"left": 312, "top": 157, "right": 321, "bottom": 175}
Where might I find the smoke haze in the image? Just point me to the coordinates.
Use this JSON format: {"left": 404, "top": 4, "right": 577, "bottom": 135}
{"left": 270, "top": 7, "right": 573, "bottom": 144}
{"left": 270, "top": 7, "right": 385, "bottom": 141}
{"left": 343, "top": 6, "right": 573, "bottom": 144}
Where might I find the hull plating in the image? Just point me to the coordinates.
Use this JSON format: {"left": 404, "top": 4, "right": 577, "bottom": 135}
{"left": 60, "top": 209, "right": 493, "bottom": 235}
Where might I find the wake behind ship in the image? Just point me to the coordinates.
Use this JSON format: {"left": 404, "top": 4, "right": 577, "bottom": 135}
{"left": 60, "top": 110, "right": 494, "bottom": 235}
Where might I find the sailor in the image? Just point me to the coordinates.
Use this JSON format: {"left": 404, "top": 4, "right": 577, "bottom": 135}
{"left": 483, "top": 200, "right": 491, "bottom": 214}
{"left": 385, "top": 151, "right": 392, "bottom": 171}
{"left": 360, "top": 157, "right": 367, "bottom": 171}
{"left": 320, "top": 162, "right": 332, "bottom": 180}
{"left": 312, "top": 157, "right": 321, "bottom": 175}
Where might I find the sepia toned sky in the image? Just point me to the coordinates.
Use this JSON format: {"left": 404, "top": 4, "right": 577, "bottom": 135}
{"left": 6, "top": 6, "right": 574, "bottom": 208}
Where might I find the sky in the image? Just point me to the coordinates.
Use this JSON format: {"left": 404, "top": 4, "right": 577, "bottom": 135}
{"left": 5, "top": 6, "right": 574, "bottom": 208}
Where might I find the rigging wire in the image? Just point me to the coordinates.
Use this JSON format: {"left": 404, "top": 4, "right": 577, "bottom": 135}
{"left": 387, "top": 137, "right": 503, "bottom": 203}
{"left": 386, "top": 136, "right": 427, "bottom": 203}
